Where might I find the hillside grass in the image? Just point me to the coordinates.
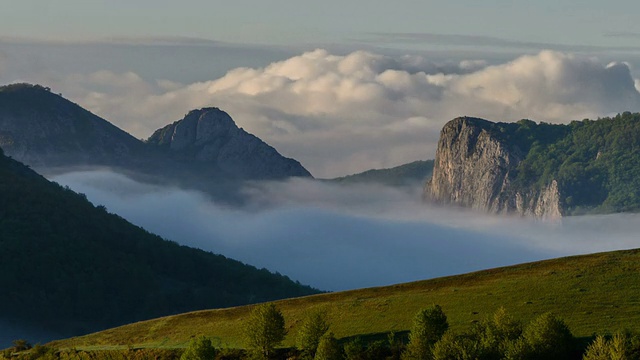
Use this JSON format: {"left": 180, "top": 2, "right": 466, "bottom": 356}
{"left": 49, "top": 248, "right": 640, "bottom": 350}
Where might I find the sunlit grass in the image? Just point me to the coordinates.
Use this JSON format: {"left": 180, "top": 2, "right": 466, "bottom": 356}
{"left": 49, "top": 248, "right": 640, "bottom": 350}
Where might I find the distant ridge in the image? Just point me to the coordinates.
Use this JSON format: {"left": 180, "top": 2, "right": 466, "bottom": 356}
{"left": 0, "top": 83, "right": 146, "bottom": 168}
{"left": 328, "top": 160, "right": 433, "bottom": 187}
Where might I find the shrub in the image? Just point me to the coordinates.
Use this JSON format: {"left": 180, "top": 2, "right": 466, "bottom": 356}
{"left": 180, "top": 336, "right": 216, "bottom": 360}
{"left": 298, "top": 310, "right": 330, "bottom": 359}
{"left": 402, "top": 305, "right": 449, "bottom": 360}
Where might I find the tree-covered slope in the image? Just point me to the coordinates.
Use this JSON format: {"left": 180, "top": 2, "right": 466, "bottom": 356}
{"left": 0, "top": 147, "right": 318, "bottom": 337}
{"left": 507, "top": 112, "right": 640, "bottom": 213}
{"left": 328, "top": 160, "right": 434, "bottom": 187}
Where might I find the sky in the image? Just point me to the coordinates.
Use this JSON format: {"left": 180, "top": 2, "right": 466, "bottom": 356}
{"left": 3, "top": 1, "right": 640, "bottom": 49}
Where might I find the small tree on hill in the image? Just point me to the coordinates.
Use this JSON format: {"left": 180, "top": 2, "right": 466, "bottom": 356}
{"left": 314, "top": 332, "right": 342, "bottom": 360}
{"left": 506, "top": 312, "right": 573, "bottom": 360}
{"left": 12, "top": 339, "right": 32, "bottom": 352}
{"left": 402, "top": 305, "right": 449, "bottom": 360}
{"left": 243, "top": 303, "right": 287, "bottom": 359}
{"left": 180, "top": 336, "right": 216, "bottom": 360}
{"left": 583, "top": 332, "right": 638, "bottom": 360}
{"left": 298, "top": 310, "right": 331, "bottom": 359}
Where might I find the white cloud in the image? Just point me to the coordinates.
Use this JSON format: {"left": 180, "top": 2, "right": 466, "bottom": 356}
{"left": 13, "top": 50, "right": 640, "bottom": 177}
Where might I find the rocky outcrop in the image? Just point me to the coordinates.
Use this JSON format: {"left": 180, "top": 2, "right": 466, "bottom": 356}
{"left": 425, "top": 117, "right": 562, "bottom": 219}
{"left": 147, "top": 108, "right": 311, "bottom": 180}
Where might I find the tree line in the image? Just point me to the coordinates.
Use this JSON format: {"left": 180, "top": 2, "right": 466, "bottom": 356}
{"left": 6, "top": 303, "right": 640, "bottom": 360}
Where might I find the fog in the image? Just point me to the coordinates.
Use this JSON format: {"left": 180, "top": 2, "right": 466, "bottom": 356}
{"left": 52, "top": 171, "right": 640, "bottom": 291}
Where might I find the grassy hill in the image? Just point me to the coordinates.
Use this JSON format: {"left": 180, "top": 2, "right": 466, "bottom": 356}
{"left": 0, "top": 146, "right": 318, "bottom": 340}
{"left": 328, "top": 160, "right": 433, "bottom": 187}
{"left": 49, "top": 248, "right": 640, "bottom": 350}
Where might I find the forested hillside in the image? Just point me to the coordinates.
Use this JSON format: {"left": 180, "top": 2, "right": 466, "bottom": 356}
{"left": 0, "top": 147, "right": 318, "bottom": 337}
{"left": 329, "top": 160, "right": 433, "bottom": 187}
{"left": 503, "top": 112, "right": 640, "bottom": 213}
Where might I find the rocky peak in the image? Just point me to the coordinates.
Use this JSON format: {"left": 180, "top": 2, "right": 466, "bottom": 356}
{"left": 147, "top": 108, "right": 311, "bottom": 180}
{"left": 148, "top": 108, "right": 238, "bottom": 150}
{"left": 425, "top": 117, "right": 562, "bottom": 219}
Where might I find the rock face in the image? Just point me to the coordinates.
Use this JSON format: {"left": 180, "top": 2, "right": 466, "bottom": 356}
{"left": 147, "top": 108, "right": 311, "bottom": 180}
{"left": 425, "top": 117, "right": 562, "bottom": 219}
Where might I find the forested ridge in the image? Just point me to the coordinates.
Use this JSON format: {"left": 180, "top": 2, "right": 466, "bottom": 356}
{"left": 481, "top": 112, "right": 640, "bottom": 214}
{"left": 0, "top": 147, "right": 318, "bottom": 336}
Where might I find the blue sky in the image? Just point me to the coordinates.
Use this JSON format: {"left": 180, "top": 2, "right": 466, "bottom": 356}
{"left": 3, "top": 0, "right": 640, "bottom": 49}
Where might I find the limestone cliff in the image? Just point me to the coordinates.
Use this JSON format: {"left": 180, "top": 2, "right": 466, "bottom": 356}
{"left": 425, "top": 117, "right": 562, "bottom": 219}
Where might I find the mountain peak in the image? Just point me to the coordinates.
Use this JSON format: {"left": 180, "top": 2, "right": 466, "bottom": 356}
{"left": 147, "top": 108, "right": 312, "bottom": 179}
{"left": 150, "top": 107, "right": 238, "bottom": 150}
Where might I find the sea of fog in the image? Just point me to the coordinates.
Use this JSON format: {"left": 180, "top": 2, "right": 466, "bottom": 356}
{"left": 51, "top": 170, "right": 640, "bottom": 292}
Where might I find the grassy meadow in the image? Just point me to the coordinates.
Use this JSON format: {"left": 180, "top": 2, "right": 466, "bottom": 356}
{"left": 47, "top": 248, "right": 640, "bottom": 351}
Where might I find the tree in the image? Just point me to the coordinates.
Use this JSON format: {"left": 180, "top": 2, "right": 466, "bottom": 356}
{"left": 402, "top": 305, "right": 449, "bottom": 360}
{"left": 12, "top": 339, "right": 32, "bottom": 352}
{"left": 314, "top": 332, "right": 342, "bottom": 360}
{"left": 432, "top": 332, "right": 479, "bottom": 360}
{"left": 583, "top": 332, "right": 638, "bottom": 360}
{"left": 180, "top": 336, "right": 217, "bottom": 360}
{"left": 243, "top": 303, "right": 287, "bottom": 359}
{"left": 506, "top": 312, "right": 573, "bottom": 360}
{"left": 298, "top": 310, "right": 331, "bottom": 359}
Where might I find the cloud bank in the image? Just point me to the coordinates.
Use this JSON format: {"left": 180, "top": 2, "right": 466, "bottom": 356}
{"left": 3, "top": 45, "right": 640, "bottom": 177}
{"left": 20, "top": 50, "right": 640, "bottom": 177}
{"left": 52, "top": 171, "right": 640, "bottom": 291}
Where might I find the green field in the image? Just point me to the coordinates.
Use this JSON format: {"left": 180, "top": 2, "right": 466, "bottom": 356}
{"left": 48, "top": 248, "right": 640, "bottom": 351}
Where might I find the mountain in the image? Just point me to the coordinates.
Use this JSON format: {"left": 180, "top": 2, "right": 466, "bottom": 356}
{"left": 0, "top": 146, "right": 318, "bottom": 344}
{"left": 0, "top": 84, "right": 146, "bottom": 168}
{"left": 425, "top": 113, "right": 640, "bottom": 217}
{"left": 147, "top": 107, "right": 310, "bottom": 180}
{"left": 328, "top": 160, "right": 433, "bottom": 187}
{"left": 0, "top": 83, "right": 311, "bottom": 200}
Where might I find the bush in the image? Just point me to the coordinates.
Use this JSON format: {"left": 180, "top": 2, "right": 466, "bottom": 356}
{"left": 314, "top": 332, "right": 342, "bottom": 360}
{"left": 506, "top": 312, "right": 573, "bottom": 360}
{"left": 180, "top": 336, "right": 216, "bottom": 360}
{"left": 402, "top": 305, "right": 449, "bottom": 360}
{"left": 583, "top": 332, "right": 639, "bottom": 360}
